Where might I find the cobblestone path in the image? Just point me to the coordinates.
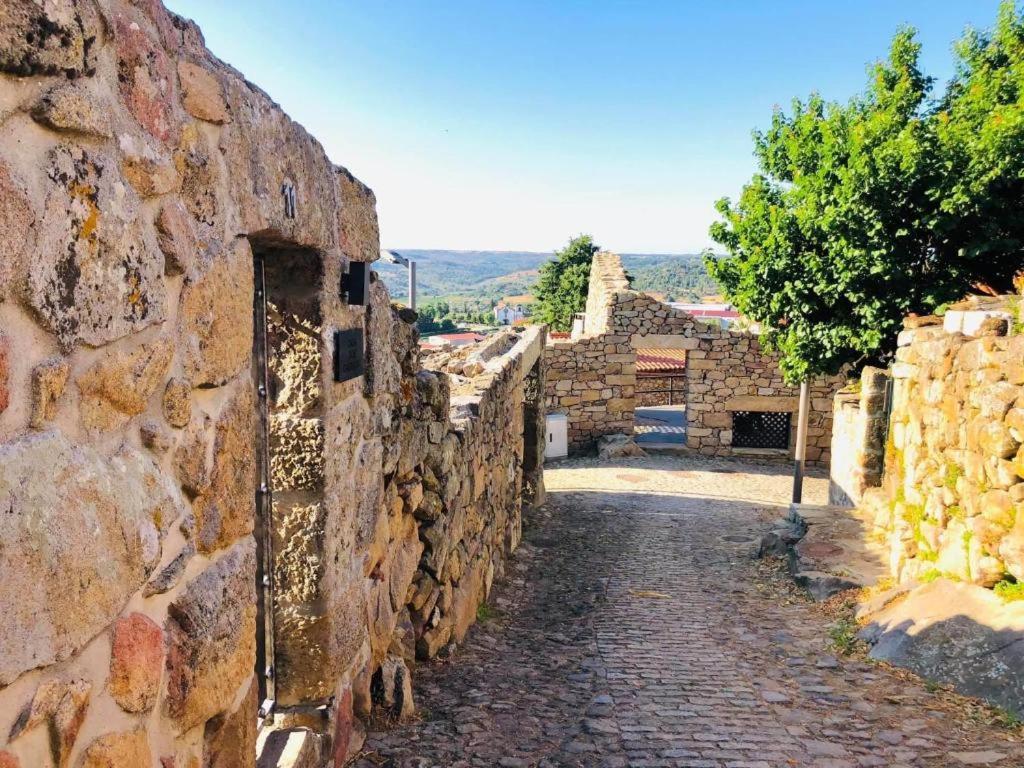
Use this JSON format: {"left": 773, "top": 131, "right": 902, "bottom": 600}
{"left": 357, "top": 455, "right": 1024, "bottom": 767}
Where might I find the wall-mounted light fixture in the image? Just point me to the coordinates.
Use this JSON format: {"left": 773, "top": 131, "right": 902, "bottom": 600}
{"left": 380, "top": 250, "right": 417, "bottom": 310}
{"left": 340, "top": 260, "right": 370, "bottom": 306}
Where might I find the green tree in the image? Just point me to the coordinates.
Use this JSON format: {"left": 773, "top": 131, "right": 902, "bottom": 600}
{"left": 533, "top": 235, "right": 599, "bottom": 331}
{"left": 707, "top": 11, "right": 1024, "bottom": 385}
{"left": 931, "top": 1, "right": 1024, "bottom": 295}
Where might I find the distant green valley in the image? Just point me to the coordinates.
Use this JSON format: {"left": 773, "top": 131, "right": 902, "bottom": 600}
{"left": 373, "top": 249, "right": 720, "bottom": 308}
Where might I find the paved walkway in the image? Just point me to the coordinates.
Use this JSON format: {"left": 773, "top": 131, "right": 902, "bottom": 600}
{"left": 357, "top": 455, "right": 1024, "bottom": 767}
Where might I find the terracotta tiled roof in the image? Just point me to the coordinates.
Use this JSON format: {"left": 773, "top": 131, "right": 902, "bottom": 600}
{"left": 636, "top": 348, "right": 687, "bottom": 373}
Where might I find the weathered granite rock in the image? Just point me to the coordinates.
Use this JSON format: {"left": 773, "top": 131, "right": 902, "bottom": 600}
{"left": 8, "top": 678, "right": 91, "bottom": 767}
{"left": 114, "top": 9, "right": 177, "bottom": 143}
{"left": 29, "top": 357, "right": 69, "bottom": 428}
{"left": 178, "top": 61, "right": 230, "bottom": 124}
{"left": 140, "top": 418, "right": 173, "bottom": 455}
{"left": 79, "top": 728, "right": 152, "bottom": 768}
{"left": 179, "top": 241, "right": 253, "bottom": 387}
{"left": 31, "top": 83, "right": 113, "bottom": 138}
{"left": 859, "top": 579, "right": 1024, "bottom": 715}
{"left": 374, "top": 655, "right": 415, "bottom": 720}
{"left": 155, "top": 199, "right": 197, "bottom": 276}
{"left": 165, "top": 538, "right": 257, "bottom": 732}
{"left": 78, "top": 340, "right": 173, "bottom": 430}
{"left": 163, "top": 377, "right": 192, "bottom": 428}
{"left": 0, "top": 161, "right": 34, "bottom": 299}
{"left": 144, "top": 543, "right": 195, "bottom": 597}
{"left": 194, "top": 386, "right": 255, "bottom": 552}
{"left": 0, "top": 0, "right": 101, "bottom": 77}
{"left": 0, "top": 433, "right": 171, "bottom": 685}
{"left": 175, "top": 418, "right": 211, "bottom": 498}
{"left": 203, "top": 678, "right": 257, "bottom": 768}
{"left": 597, "top": 433, "right": 647, "bottom": 459}
{"left": 109, "top": 613, "right": 164, "bottom": 713}
{"left": 29, "top": 145, "right": 165, "bottom": 350}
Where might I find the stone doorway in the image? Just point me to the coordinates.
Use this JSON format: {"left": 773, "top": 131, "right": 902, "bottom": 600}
{"left": 252, "top": 240, "right": 327, "bottom": 724}
{"left": 633, "top": 347, "right": 687, "bottom": 447}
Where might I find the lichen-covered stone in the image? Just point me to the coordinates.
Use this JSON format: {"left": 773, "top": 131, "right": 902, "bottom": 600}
{"left": 165, "top": 538, "right": 256, "bottom": 733}
{"left": 109, "top": 612, "right": 164, "bottom": 713}
{"left": 31, "top": 84, "right": 112, "bottom": 138}
{"left": 0, "top": 0, "right": 101, "bottom": 77}
{"left": 179, "top": 241, "right": 253, "bottom": 387}
{"left": 0, "top": 433, "right": 173, "bottom": 685}
{"left": 140, "top": 418, "right": 173, "bottom": 455}
{"left": 29, "top": 357, "right": 69, "bottom": 428}
{"left": 194, "top": 386, "right": 255, "bottom": 552}
{"left": 178, "top": 61, "right": 230, "bottom": 124}
{"left": 79, "top": 728, "right": 151, "bottom": 768}
{"left": 29, "top": 145, "right": 165, "bottom": 350}
{"left": 78, "top": 340, "right": 173, "bottom": 430}
{"left": 163, "top": 377, "right": 192, "bottom": 428}
{"left": 114, "top": 9, "right": 177, "bottom": 143}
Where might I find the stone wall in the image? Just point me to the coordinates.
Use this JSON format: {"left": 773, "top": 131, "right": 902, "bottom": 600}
{"left": 545, "top": 252, "right": 842, "bottom": 461}
{"left": 0, "top": 3, "right": 545, "bottom": 766}
{"left": 858, "top": 296, "right": 1024, "bottom": 588}
{"left": 828, "top": 368, "right": 890, "bottom": 507}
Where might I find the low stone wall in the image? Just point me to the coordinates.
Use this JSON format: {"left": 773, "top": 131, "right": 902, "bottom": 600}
{"left": 545, "top": 253, "right": 842, "bottom": 461}
{"left": 859, "top": 297, "right": 1024, "bottom": 588}
{"left": 0, "top": 3, "right": 544, "bottom": 766}
{"left": 828, "top": 368, "right": 889, "bottom": 506}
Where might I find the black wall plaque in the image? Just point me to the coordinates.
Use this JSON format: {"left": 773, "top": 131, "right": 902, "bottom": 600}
{"left": 334, "top": 328, "right": 365, "bottom": 382}
{"left": 340, "top": 261, "right": 370, "bottom": 306}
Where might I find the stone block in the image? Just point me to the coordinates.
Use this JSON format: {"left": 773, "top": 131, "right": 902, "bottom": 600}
{"left": 30, "top": 357, "right": 69, "bottom": 428}
{"left": 195, "top": 386, "right": 255, "bottom": 552}
{"left": 78, "top": 340, "right": 173, "bottom": 431}
{"left": 165, "top": 538, "right": 257, "bottom": 733}
{"left": 179, "top": 61, "right": 231, "bottom": 124}
{"left": 29, "top": 145, "right": 165, "bottom": 350}
{"left": 8, "top": 677, "right": 90, "bottom": 767}
{"left": 0, "top": 1, "right": 101, "bottom": 77}
{"left": 109, "top": 612, "right": 164, "bottom": 713}
{"left": 0, "top": 433, "right": 171, "bottom": 686}
{"left": 31, "top": 83, "right": 112, "bottom": 138}
{"left": 204, "top": 678, "right": 257, "bottom": 768}
{"left": 179, "top": 240, "right": 253, "bottom": 387}
{"left": 79, "top": 729, "right": 151, "bottom": 768}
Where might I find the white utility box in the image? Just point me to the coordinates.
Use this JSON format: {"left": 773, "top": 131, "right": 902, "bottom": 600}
{"left": 545, "top": 413, "right": 568, "bottom": 460}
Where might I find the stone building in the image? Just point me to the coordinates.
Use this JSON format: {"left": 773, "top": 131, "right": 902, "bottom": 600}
{"left": 831, "top": 296, "right": 1024, "bottom": 587}
{"left": 0, "top": 3, "right": 545, "bottom": 766}
{"left": 545, "top": 252, "right": 843, "bottom": 461}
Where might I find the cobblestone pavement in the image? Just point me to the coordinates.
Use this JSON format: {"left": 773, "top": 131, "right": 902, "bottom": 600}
{"left": 356, "top": 455, "right": 1024, "bottom": 768}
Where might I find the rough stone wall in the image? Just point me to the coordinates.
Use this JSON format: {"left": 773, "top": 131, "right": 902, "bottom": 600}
{"left": 0, "top": 2, "right": 545, "bottom": 766}
{"left": 859, "top": 297, "right": 1024, "bottom": 588}
{"left": 828, "top": 368, "right": 889, "bottom": 507}
{"left": 545, "top": 252, "right": 841, "bottom": 461}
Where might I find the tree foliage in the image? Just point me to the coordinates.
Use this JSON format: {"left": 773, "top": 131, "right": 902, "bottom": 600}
{"left": 533, "top": 235, "right": 599, "bottom": 331}
{"left": 708, "top": 2, "right": 1024, "bottom": 385}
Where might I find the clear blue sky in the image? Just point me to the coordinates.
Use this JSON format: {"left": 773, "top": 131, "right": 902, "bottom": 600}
{"left": 165, "top": 0, "right": 1002, "bottom": 254}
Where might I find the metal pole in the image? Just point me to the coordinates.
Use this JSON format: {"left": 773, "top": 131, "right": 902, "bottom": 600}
{"left": 408, "top": 260, "right": 417, "bottom": 311}
{"left": 792, "top": 379, "right": 810, "bottom": 504}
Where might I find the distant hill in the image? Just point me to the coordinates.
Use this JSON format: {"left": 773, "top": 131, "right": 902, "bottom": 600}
{"left": 374, "top": 249, "right": 720, "bottom": 304}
